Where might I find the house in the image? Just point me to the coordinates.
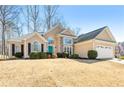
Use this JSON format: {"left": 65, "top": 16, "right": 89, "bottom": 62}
{"left": 0, "top": 25, "right": 116, "bottom": 59}
{"left": 74, "top": 26, "right": 116, "bottom": 59}
{"left": 44, "top": 24, "right": 76, "bottom": 55}
{"left": 0, "top": 24, "right": 76, "bottom": 58}
{"left": 115, "top": 42, "right": 124, "bottom": 57}
{"left": 5, "top": 32, "right": 48, "bottom": 58}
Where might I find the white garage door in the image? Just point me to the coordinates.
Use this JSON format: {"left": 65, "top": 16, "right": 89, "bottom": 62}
{"left": 96, "top": 45, "right": 114, "bottom": 59}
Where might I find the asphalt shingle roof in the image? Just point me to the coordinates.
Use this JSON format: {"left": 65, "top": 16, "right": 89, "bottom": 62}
{"left": 75, "top": 26, "right": 107, "bottom": 43}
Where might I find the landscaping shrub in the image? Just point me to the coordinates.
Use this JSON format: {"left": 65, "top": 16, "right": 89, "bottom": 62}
{"left": 57, "top": 52, "right": 63, "bottom": 58}
{"left": 70, "top": 54, "right": 79, "bottom": 59}
{"left": 37, "top": 52, "right": 42, "bottom": 59}
{"left": 62, "top": 52, "right": 69, "bottom": 58}
{"left": 15, "top": 52, "right": 23, "bottom": 58}
{"left": 29, "top": 52, "right": 38, "bottom": 59}
{"left": 29, "top": 52, "right": 48, "bottom": 59}
{"left": 88, "top": 50, "right": 98, "bottom": 59}
{"left": 57, "top": 52, "right": 69, "bottom": 58}
{"left": 40, "top": 52, "right": 47, "bottom": 59}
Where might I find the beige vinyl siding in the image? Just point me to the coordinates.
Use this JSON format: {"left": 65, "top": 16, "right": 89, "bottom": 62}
{"left": 74, "top": 40, "right": 93, "bottom": 58}
{"left": 26, "top": 35, "right": 45, "bottom": 43}
{"left": 96, "top": 29, "right": 112, "bottom": 41}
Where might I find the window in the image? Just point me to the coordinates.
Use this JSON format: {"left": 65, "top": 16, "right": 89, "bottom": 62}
{"left": 48, "top": 37, "right": 54, "bottom": 44}
{"left": 33, "top": 41, "right": 39, "bottom": 52}
{"left": 63, "top": 37, "right": 73, "bottom": 45}
{"left": 16, "top": 46, "right": 20, "bottom": 52}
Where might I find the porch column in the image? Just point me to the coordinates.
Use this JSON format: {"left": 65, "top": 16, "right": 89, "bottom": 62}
{"left": 44, "top": 42, "right": 47, "bottom": 52}
{"left": 71, "top": 46, "right": 73, "bottom": 55}
{"left": 24, "top": 40, "right": 27, "bottom": 58}
{"left": 8, "top": 43, "right": 11, "bottom": 58}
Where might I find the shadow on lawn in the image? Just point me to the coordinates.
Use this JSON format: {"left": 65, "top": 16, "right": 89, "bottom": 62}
{"left": 71, "top": 58, "right": 112, "bottom": 64}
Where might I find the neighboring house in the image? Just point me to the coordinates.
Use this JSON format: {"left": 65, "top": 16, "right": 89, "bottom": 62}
{"left": 44, "top": 24, "right": 76, "bottom": 55}
{"left": 115, "top": 42, "right": 124, "bottom": 57}
{"left": 74, "top": 26, "right": 116, "bottom": 59}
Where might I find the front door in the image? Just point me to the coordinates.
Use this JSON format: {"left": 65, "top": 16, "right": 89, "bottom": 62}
{"left": 48, "top": 46, "right": 53, "bottom": 54}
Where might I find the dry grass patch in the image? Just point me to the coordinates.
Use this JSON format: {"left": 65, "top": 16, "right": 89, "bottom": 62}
{"left": 0, "top": 58, "right": 124, "bottom": 87}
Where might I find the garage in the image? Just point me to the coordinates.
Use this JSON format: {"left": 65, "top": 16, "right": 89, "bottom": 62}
{"left": 96, "top": 45, "right": 114, "bottom": 59}
{"left": 74, "top": 26, "right": 116, "bottom": 59}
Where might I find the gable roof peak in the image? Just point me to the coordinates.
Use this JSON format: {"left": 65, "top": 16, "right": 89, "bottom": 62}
{"left": 75, "top": 26, "right": 109, "bottom": 43}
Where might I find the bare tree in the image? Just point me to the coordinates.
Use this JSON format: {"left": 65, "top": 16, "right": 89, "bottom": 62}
{"left": 21, "top": 6, "right": 30, "bottom": 33}
{"left": 43, "top": 5, "right": 59, "bottom": 31}
{"left": 73, "top": 27, "right": 81, "bottom": 36}
{"left": 0, "top": 5, "right": 19, "bottom": 58}
{"left": 29, "top": 5, "right": 40, "bottom": 32}
{"left": 13, "top": 17, "right": 24, "bottom": 37}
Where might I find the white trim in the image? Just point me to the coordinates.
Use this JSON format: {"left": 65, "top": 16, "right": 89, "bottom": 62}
{"left": 63, "top": 37, "right": 73, "bottom": 45}
{"left": 8, "top": 39, "right": 22, "bottom": 42}
{"left": 8, "top": 32, "right": 48, "bottom": 43}
{"left": 8, "top": 43, "right": 11, "bottom": 58}
{"left": 24, "top": 40, "right": 27, "bottom": 58}
{"left": 74, "top": 40, "right": 93, "bottom": 45}
{"left": 95, "top": 39, "right": 116, "bottom": 45}
{"left": 58, "top": 34, "right": 77, "bottom": 38}
{"left": 45, "top": 24, "right": 63, "bottom": 35}
{"left": 63, "top": 45, "right": 73, "bottom": 55}
{"left": 105, "top": 27, "right": 116, "bottom": 42}
{"left": 24, "top": 32, "right": 47, "bottom": 42}
{"left": 95, "top": 27, "right": 116, "bottom": 42}
{"left": 60, "top": 29, "right": 75, "bottom": 36}
{"left": 31, "top": 40, "right": 41, "bottom": 52}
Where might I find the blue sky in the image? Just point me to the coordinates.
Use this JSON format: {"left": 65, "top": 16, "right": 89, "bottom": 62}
{"left": 58, "top": 6, "right": 124, "bottom": 42}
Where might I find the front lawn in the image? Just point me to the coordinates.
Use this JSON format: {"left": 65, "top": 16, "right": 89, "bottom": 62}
{"left": 0, "top": 58, "right": 124, "bottom": 87}
{"left": 119, "top": 56, "right": 124, "bottom": 60}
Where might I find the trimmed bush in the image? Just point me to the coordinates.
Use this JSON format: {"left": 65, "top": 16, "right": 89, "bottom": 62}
{"left": 70, "top": 54, "right": 79, "bottom": 59}
{"left": 57, "top": 52, "right": 69, "bottom": 58}
{"left": 15, "top": 52, "right": 23, "bottom": 58}
{"left": 88, "top": 50, "right": 98, "bottom": 59}
{"left": 29, "top": 52, "right": 38, "bottom": 59}
{"left": 37, "top": 52, "right": 41, "bottom": 59}
{"left": 57, "top": 52, "right": 63, "bottom": 58}
{"left": 62, "top": 52, "right": 69, "bottom": 58}
{"left": 40, "top": 52, "right": 47, "bottom": 59}
{"left": 29, "top": 52, "right": 48, "bottom": 59}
